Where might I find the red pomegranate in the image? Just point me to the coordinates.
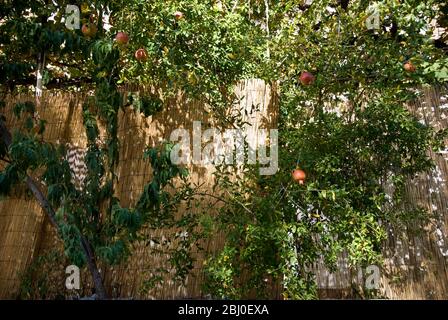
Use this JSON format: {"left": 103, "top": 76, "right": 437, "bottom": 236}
{"left": 135, "top": 48, "right": 148, "bottom": 61}
{"left": 292, "top": 169, "right": 306, "bottom": 185}
{"left": 299, "top": 71, "right": 315, "bottom": 86}
{"left": 403, "top": 61, "right": 416, "bottom": 73}
{"left": 115, "top": 32, "right": 129, "bottom": 45}
{"left": 81, "top": 23, "right": 97, "bottom": 37}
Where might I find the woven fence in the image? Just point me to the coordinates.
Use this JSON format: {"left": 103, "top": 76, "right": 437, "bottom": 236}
{"left": 0, "top": 79, "right": 279, "bottom": 299}
{"left": 315, "top": 85, "right": 448, "bottom": 299}
{"left": 0, "top": 81, "right": 447, "bottom": 299}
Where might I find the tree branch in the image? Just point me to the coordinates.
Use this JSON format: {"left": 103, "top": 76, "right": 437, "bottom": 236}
{"left": 0, "top": 117, "right": 107, "bottom": 299}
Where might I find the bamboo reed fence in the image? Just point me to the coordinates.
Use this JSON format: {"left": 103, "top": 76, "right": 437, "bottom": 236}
{"left": 0, "top": 81, "right": 447, "bottom": 299}
{"left": 0, "top": 79, "right": 279, "bottom": 299}
{"left": 316, "top": 85, "right": 448, "bottom": 299}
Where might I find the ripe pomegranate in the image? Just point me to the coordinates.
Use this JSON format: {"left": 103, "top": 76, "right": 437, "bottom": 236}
{"left": 115, "top": 32, "right": 129, "bottom": 45}
{"left": 81, "top": 24, "right": 89, "bottom": 35}
{"left": 292, "top": 169, "right": 306, "bottom": 185}
{"left": 135, "top": 48, "right": 148, "bottom": 61}
{"left": 299, "top": 71, "right": 315, "bottom": 86}
{"left": 81, "top": 23, "right": 97, "bottom": 37}
{"left": 403, "top": 61, "right": 416, "bottom": 73}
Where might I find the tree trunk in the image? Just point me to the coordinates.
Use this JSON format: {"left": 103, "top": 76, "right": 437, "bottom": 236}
{"left": 80, "top": 236, "right": 108, "bottom": 299}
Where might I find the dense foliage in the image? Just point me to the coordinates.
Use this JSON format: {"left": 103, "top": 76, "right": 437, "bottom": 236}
{"left": 202, "top": 0, "right": 448, "bottom": 299}
{"left": 0, "top": 0, "right": 447, "bottom": 299}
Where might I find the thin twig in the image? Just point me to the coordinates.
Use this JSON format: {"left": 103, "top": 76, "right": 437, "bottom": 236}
{"left": 225, "top": 190, "right": 256, "bottom": 217}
